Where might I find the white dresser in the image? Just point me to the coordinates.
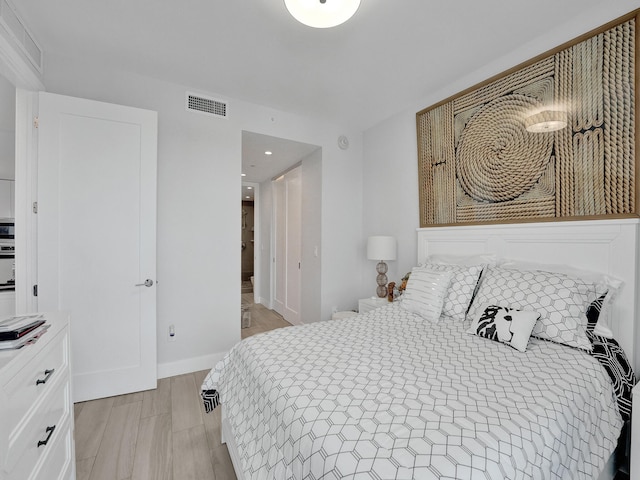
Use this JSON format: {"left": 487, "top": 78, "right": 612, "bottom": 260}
{"left": 0, "top": 313, "right": 75, "bottom": 480}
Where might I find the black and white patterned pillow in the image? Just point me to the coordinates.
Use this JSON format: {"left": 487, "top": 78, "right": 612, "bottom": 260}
{"left": 585, "top": 294, "right": 606, "bottom": 333}
{"left": 467, "top": 266, "right": 597, "bottom": 350}
{"left": 587, "top": 331, "right": 636, "bottom": 422}
{"left": 401, "top": 268, "right": 453, "bottom": 322}
{"left": 468, "top": 304, "right": 540, "bottom": 352}
{"left": 420, "top": 263, "right": 483, "bottom": 318}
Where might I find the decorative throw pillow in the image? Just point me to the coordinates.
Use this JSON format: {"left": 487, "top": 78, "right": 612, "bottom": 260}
{"left": 468, "top": 304, "right": 540, "bottom": 352}
{"left": 587, "top": 330, "right": 636, "bottom": 422}
{"left": 420, "top": 263, "right": 483, "bottom": 318}
{"left": 400, "top": 267, "right": 453, "bottom": 322}
{"left": 499, "top": 259, "right": 622, "bottom": 338}
{"left": 467, "top": 266, "right": 597, "bottom": 350}
{"left": 585, "top": 293, "right": 616, "bottom": 337}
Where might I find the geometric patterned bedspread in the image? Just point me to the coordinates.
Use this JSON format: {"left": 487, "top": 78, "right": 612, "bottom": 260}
{"left": 201, "top": 303, "right": 623, "bottom": 480}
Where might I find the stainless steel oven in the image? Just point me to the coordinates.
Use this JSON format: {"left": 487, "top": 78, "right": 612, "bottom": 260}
{"left": 0, "top": 221, "right": 14, "bottom": 239}
{"left": 0, "top": 239, "right": 15, "bottom": 290}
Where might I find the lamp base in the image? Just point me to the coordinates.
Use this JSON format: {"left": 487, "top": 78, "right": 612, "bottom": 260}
{"left": 375, "top": 261, "right": 388, "bottom": 298}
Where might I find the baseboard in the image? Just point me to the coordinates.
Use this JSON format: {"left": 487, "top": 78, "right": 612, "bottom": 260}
{"left": 157, "top": 351, "right": 226, "bottom": 379}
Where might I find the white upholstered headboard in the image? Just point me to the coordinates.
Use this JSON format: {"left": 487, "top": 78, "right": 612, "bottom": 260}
{"left": 417, "top": 218, "right": 640, "bottom": 373}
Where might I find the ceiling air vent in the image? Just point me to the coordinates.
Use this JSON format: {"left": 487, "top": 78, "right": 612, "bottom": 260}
{"left": 0, "top": 0, "right": 43, "bottom": 72}
{"left": 186, "top": 92, "right": 228, "bottom": 119}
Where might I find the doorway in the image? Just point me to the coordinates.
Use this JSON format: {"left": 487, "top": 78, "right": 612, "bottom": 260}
{"left": 241, "top": 131, "right": 322, "bottom": 323}
{"left": 241, "top": 182, "right": 257, "bottom": 299}
{"left": 0, "top": 70, "right": 17, "bottom": 317}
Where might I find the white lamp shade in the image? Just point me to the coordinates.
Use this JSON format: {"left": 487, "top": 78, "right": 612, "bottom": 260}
{"left": 367, "top": 236, "right": 397, "bottom": 261}
{"left": 284, "top": 0, "right": 361, "bottom": 28}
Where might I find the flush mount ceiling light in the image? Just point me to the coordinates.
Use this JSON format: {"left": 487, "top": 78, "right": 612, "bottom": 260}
{"left": 525, "top": 110, "right": 568, "bottom": 133}
{"left": 284, "top": 0, "right": 361, "bottom": 28}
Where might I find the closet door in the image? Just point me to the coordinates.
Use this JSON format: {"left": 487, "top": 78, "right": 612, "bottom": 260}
{"left": 272, "top": 167, "right": 301, "bottom": 325}
{"left": 37, "top": 92, "right": 157, "bottom": 402}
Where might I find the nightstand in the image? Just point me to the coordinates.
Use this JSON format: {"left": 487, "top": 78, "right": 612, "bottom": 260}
{"left": 358, "top": 297, "right": 388, "bottom": 313}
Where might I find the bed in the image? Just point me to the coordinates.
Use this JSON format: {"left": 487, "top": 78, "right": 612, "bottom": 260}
{"left": 202, "top": 219, "right": 639, "bottom": 479}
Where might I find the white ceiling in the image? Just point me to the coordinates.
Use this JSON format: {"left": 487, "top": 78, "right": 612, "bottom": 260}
{"left": 14, "top": 0, "right": 630, "bottom": 133}
{"left": 15, "top": 1, "right": 637, "bottom": 203}
{"left": 242, "top": 131, "right": 319, "bottom": 184}
{"left": 242, "top": 131, "right": 319, "bottom": 200}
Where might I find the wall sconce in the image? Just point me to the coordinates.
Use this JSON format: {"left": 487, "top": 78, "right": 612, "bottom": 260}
{"left": 284, "top": 0, "right": 361, "bottom": 28}
{"left": 525, "top": 110, "right": 568, "bottom": 133}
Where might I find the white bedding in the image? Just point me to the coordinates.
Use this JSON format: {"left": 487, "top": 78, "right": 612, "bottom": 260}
{"left": 202, "top": 303, "right": 623, "bottom": 479}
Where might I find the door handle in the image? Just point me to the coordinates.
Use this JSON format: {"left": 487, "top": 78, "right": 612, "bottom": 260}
{"left": 135, "top": 279, "right": 154, "bottom": 287}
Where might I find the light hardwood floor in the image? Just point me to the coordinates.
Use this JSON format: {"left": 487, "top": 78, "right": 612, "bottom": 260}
{"left": 74, "top": 296, "right": 291, "bottom": 480}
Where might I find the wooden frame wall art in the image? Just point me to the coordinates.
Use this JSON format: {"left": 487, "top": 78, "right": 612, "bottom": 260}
{"left": 416, "top": 12, "right": 638, "bottom": 227}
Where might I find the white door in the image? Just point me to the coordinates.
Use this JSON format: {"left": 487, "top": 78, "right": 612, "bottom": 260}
{"left": 272, "top": 167, "right": 301, "bottom": 324}
{"left": 37, "top": 92, "right": 157, "bottom": 402}
{"left": 285, "top": 168, "right": 301, "bottom": 323}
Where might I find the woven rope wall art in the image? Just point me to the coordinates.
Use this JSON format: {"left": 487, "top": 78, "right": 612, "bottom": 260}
{"left": 416, "top": 13, "right": 637, "bottom": 227}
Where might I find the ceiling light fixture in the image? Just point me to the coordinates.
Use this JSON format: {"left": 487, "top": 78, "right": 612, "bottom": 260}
{"left": 284, "top": 0, "right": 361, "bottom": 28}
{"left": 265, "top": 151, "right": 273, "bottom": 155}
{"left": 525, "top": 110, "right": 568, "bottom": 133}
{"left": 241, "top": 173, "right": 247, "bottom": 177}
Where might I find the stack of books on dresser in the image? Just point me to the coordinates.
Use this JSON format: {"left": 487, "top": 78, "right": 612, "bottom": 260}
{"left": 0, "top": 314, "right": 48, "bottom": 349}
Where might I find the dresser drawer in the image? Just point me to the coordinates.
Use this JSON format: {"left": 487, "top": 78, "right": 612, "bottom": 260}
{"left": 5, "top": 378, "right": 70, "bottom": 478}
{"left": 3, "top": 328, "right": 69, "bottom": 437}
{"left": 32, "top": 418, "right": 74, "bottom": 480}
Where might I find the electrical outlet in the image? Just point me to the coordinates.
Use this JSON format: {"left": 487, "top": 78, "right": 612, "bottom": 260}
{"left": 168, "top": 324, "right": 176, "bottom": 342}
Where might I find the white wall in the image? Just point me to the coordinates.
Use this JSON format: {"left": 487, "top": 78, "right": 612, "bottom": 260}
{"left": 42, "top": 53, "right": 363, "bottom": 376}
{"left": 361, "top": 3, "right": 640, "bottom": 295}
{"left": 301, "top": 149, "right": 322, "bottom": 322}
{"left": 362, "top": 111, "right": 418, "bottom": 298}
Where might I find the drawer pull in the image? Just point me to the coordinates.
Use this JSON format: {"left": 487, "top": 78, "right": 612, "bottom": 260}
{"left": 36, "top": 369, "right": 55, "bottom": 386}
{"left": 37, "top": 425, "right": 56, "bottom": 448}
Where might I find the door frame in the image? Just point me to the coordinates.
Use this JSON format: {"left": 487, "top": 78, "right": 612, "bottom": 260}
{"left": 15, "top": 89, "right": 38, "bottom": 314}
{"left": 0, "top": 27, "right": 44, "bottom": 314}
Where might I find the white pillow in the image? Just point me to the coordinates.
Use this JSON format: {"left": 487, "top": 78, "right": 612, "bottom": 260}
{"left": 467, "top": 266, "right": 597, "bottom": 350}
{"left": 419, "top": 263, "right": 483, "bottom": 318}
{"left": 468, "top": 304, "right": 540, "bottom": 352}
{"left": 401, "top": 267, "right": 453, "bottom": 322}
{"left": 499, "top": 259, "right": 622, "bottom": 338}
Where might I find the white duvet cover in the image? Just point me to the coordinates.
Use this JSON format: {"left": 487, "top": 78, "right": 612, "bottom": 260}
{"left": 202, "top": 303, "right": 623, "bottom": 480}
